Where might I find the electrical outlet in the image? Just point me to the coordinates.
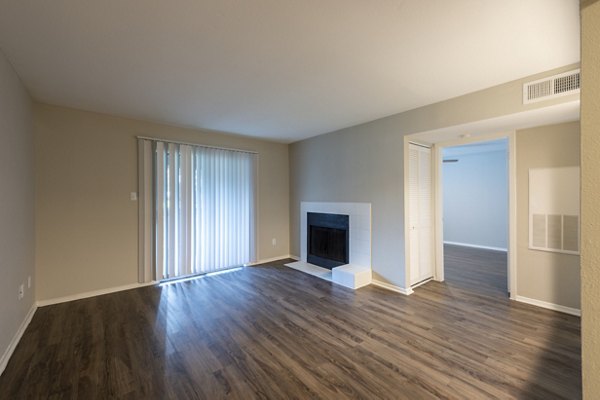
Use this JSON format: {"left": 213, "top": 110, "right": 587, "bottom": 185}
{"left": 18, "top": 284, "right": 24, "bottom": 300}
{"left": 28, "top": 276, "right": 31, "bottom": 289}
{"left": 272, "top": 238, "right": 276, "bottom": 246}
{"left": 130, "top": 192, "right": 138, "bottom": 201}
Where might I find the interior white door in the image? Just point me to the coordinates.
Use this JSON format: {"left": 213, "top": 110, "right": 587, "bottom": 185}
{"left": 408, "top": 143, "right": 433, "bottom": 286}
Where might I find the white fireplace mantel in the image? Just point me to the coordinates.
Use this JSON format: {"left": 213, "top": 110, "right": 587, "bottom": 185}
{"left": 286, "top": 201, "right": 372, "bottom": 289}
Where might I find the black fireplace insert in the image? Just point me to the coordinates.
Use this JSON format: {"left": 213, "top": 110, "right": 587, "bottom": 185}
{"left": 307, "top": 212, "right": 349, "bottom": 269}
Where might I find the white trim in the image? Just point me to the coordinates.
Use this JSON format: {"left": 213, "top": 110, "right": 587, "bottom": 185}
{"left": 136, "top": 136, "right": 258, "bottom": 154}
{"left": 443, "top": 241, "right": 507, "bottom": 252}
{"left": 408, "top": 141, "right": 431, "bottom": 149}
{"left": 371, "top": 279, "right": 414, "bottom": 296}
{"left": 288, "top": 255, "right": 300, "bottom": 261}
{"left": 433, "top": 144, "right": 444, "bottom": 282}
{"left": 410, "top": 277, "right": 433, "bottom": 289}
{"left": 284, "top": 261, "right": 372, "bottom": 290}
{"left": 429, "top": 131, "right": 518, "bottom": 300}
{"left": 285, "top": 261, "right": 332, "bottom": 282}
{"left": 246, "top": 255, "right": 298, "bottom": 266}
{"left": 39, "top": 255, "right": 299, "bottom": 307}
{"left": 508, "top": 131, "right": 518, "bottom": 300}
{"left": 515, "top": 295, "right": 581, "bottom": 317}
{"left": 403, "top": 138, "right": 411, "bottom": 286}
{"left": 36, "top": 281, "right": 157, "bottom": 307}
{"left": 159, "top": 267, "right": 244, "bottom": 286}
{"left": 0, "top": 303, "right": 37, "bottom": 376}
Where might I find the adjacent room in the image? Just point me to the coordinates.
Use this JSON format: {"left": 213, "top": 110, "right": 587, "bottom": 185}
{"left": 442, "top": 139, "right": 509, "bottom": 297}
{"left": 2, "top": 1, "right": 599, "bottom": 399}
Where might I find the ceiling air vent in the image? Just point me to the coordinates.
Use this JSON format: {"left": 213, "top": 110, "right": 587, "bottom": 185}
{"left": 523, "top": 69, "right": 580, "bottom": 104}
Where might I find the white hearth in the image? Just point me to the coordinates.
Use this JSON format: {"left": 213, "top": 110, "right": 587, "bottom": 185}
{"left": 285, "top": 201, "right": 372, "bottom": 289}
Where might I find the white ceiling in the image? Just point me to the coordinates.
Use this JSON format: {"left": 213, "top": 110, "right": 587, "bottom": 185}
{"left": 0, "top": 0, "right": 580, "bottom": 143}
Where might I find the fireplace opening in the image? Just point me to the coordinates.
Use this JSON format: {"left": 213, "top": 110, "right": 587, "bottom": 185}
{"left": 307, "top": 212, "right": 349, "bottom": 269}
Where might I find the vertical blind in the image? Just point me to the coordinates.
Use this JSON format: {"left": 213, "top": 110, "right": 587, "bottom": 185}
{"left": 138, "top": 138, "right": 257, "bottom": 282}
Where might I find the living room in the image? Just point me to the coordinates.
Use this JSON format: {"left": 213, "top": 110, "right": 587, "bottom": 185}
{"left": 1, "top": 1, "right": 599, "bottom": 398}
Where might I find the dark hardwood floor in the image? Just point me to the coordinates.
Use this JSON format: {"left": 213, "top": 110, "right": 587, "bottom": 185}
{"left": 444, "top": 243, "right": 509, "bottom": 297}
{"left": 0, "top": 246, "right": 581, "bottom": 399}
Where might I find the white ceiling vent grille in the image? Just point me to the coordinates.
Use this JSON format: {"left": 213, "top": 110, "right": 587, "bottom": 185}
{"left": 523, "top": 69, "right": 580, "bottom": 104}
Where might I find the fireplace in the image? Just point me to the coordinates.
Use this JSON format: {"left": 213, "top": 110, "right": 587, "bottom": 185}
{"left": 307, "top": 212, "right": 349, "bottom": 269}
{"left": 286, "top": 202, "right": 371, "bottom": 289}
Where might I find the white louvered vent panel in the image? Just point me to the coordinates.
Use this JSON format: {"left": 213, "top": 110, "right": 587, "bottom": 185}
{"left": 530, "top": 214, "right": 580, "bottom": 254}
{"left": 555, "top": 73, "right": 580, "bottom": 94}
{"left": 532, "top": 214, "right": 546, "bottom": 248}
{"left": 528, "top": 80, "right": 552, "bottom": 101}
{"left": 563, "top": 215, "right": 579, "bottom": 252}
{"left": 547, "top": 215, "right": 562, "bottom": 250}
{"left": 529, "top": 167, "right": 581, "bottom": 254}
{"left": 529, "top": 167, "right": 580, "bottom": 255}
{"left": 523, "top": 69, "right": 580, "bottom": 104}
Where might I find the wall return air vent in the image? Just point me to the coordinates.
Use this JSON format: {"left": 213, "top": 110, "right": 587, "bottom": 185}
{"left": 523, "top": 69, "right": 580, "bottom": 104}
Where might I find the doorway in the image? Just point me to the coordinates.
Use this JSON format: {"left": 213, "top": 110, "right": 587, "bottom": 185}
{"left": 403, "top": 131, "right": 517, "bottom": 298}
{"left": 441, "top": 139, "right": 509, "bottom": 296}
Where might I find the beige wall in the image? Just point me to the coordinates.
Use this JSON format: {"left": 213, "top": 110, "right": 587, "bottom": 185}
{"left": 581, "top": 0, "right": 600, "bottom": 397}
{"left": 290, "top": 65, "right": 579, "bottom": 289}
{"left": 34, "top": 104, "right": 289, "bottom": 301}
{"left": 516, "top": 122, "right": 580, "bottom": 309}
{"left": 0, "top": 51, "right": 35, "bottom": 366}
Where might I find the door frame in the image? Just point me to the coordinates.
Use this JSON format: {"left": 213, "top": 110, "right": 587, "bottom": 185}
{"left": 403, "top": 131, "right": 517, "bottom": 299}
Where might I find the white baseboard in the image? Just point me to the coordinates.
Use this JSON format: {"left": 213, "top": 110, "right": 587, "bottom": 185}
{"left": 411, "top": 277, "right": 433, "bottom": 289}
{"left": 247, "top": 255, "right": 298, "bottom": 266}
{"left": 37, "top": 255, "right": 299, "bottom": 306}
{"left": 36, "top": 281, "right": 157, "bottom": 307}
{"left": 288, "top": 255, "right": 300, "bottom": 261}
{"left": 444, "top": 241, "right": 507, "bottom": 252}
{"left": 371, "top": 279, "right": 414, "bottom": 296}
{"left": 515, "top": 295, "right": 581, "bottom": 317}
{"left": 0, "top": 303, "right": 37, "bottom": 376}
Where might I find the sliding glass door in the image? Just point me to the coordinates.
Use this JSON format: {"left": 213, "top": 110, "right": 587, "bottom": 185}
{"left": 138, "top": 139, "right": 257, "bottom": 282}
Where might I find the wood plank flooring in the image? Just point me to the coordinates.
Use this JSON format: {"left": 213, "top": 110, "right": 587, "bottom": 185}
{"left": 444, "top": 243, "right": 508, "bottom": 297}
{"left": 0, "top": 245, "right": 581, "bottom": 399}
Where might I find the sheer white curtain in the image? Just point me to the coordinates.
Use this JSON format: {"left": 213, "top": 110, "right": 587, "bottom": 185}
{"left": 138, "top": 138, "right": 257, "bottom": 282}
